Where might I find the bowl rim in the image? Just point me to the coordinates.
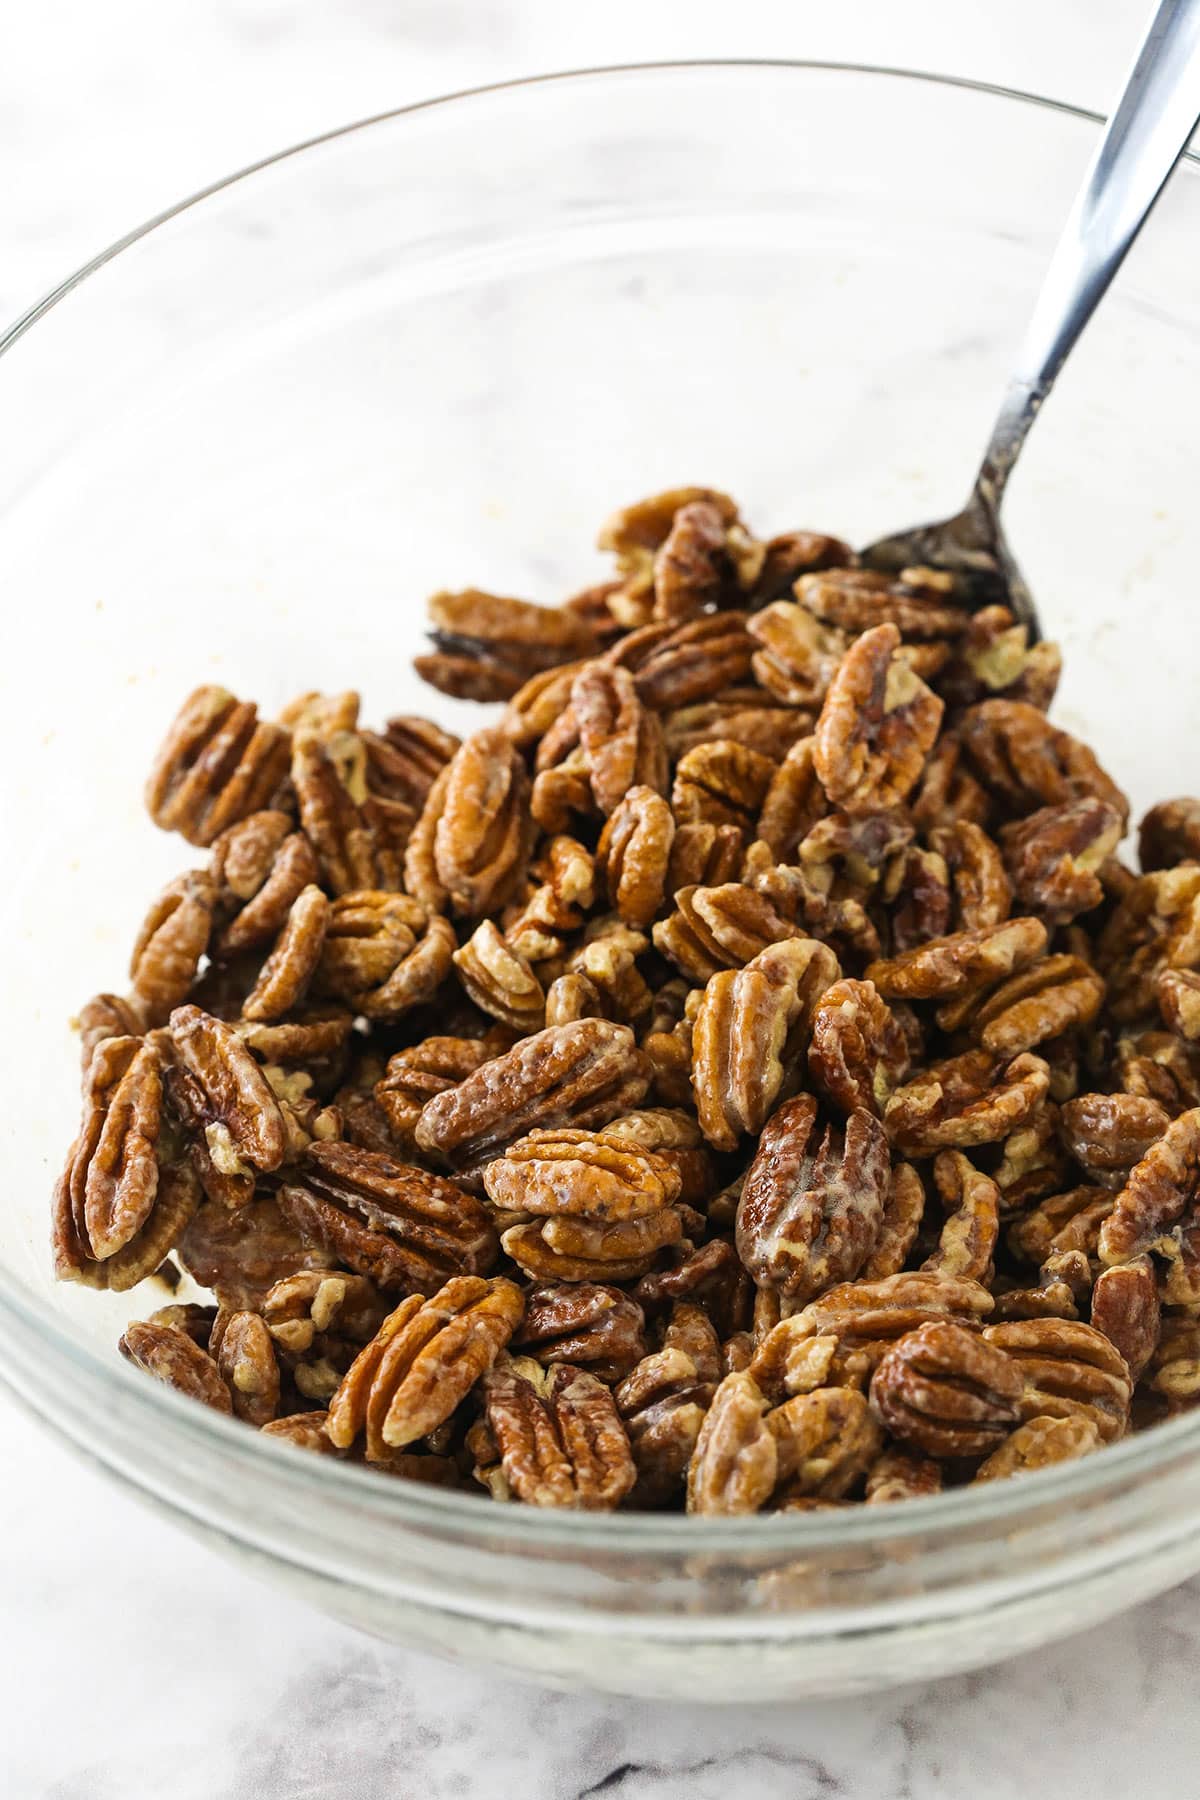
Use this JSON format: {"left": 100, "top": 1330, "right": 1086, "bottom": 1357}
{"left": 3, "top": 56, "right": 1199, "bottom": 1555}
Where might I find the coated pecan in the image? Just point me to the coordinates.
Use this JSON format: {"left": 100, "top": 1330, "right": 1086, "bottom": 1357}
{"left": 119, "top": 1319, "right": 233, "bottom": 1413}
{"left": 747, "top": 1320, "right": 838, "bottom": 1402}
{"left": 789, "top": 1271, "right": 994, "bottom": 1370}
{"left": 959, "top": 700, "right": 1128, "bottom": 825}
{"left": 260, "top": 1411, "right": 343, "bottom": 1455}
{"left": 737, "top": 1095, "right": 890, "bottom": 1302}
{"left": 318, "top": 891, "right": 455, "bottom": 1021}
{"left": 145, "top": 686, "right": 291, "bottom": 847}
{"left": 415, "top": 1019, "right": 650, "bottom": 1170}
{"left": 769, "top": 1386, "right": 883, "bottom": 1500}
{"left": 262, "top": 1269, "right": 387, "bottom": 1363}
{"left": 798, "top": 565, "right": 968, "bottom": 638}
{"left": 76, "top": 993, "right": 146, "bottom": 1079}
{"left": 374, "top": 1037, "right": 494, "bottom": 1152}
{"left": 1001, "top": 799, "right": 1123, "bottom": 923}
{"left": 653, "top": 498, "right": 749, "bottom": 623}
{"left": 926, "top": 819, "right": 1012, "bottom": 932}
{"left": 128, "top": 871, "right": 217, "bottom": 1025}
{"left": 407, "top": 726, "right": 534, "bottom": 919}
{"left": 756, "top": 736, "right": 827, "bottom": 862}
{"left": 807, "top": 978, "right": 910, "bottom": 1117}
{"left": 600, "top": 1108, "right": 715, "bottom": 1207}
{"left": 372, "top": 716, "right": 461, "bottom": 808}
{"left": 501, "top": 1208, "right": 684, "bottom": 1284}
{"left": 685, "top": 1370, "right": 777, "bottom": 1515}
{"left": 452, "top": 921, "right": 544, "bottom": 1033}
{"left": 1098, "top": 865, "right": 1200, "bottom": 1022}
{"left": 515, "top": 1284, "right": 646, "bottom": 1383}
{"left": 504, "top": 836, "right": 596, "bottom": 962}
{"left": 923, "top": 1152, "right": 999, "bottom": 1282}
{"left": 957, "top": 955, "right": 1105, "bottom": 1057}
{"left": 869, "top": 1320, "right": 1022, "bottom": 1457}
{"left": 605, "top": 612, "right": 755, "bottom": 714}
{"left": 1090, "top": 1255, "right": 1159, "bottom": 1381}
{"left": 209, "top": 811, "right": 321, "bottom": 956}
{"left": 53, "top": 1037, "right": 199, "bottom": 1289}
{"left": 1007, "top": 1185, "right": 1115, "bottom": 1267}
{"left": 502, "top": 659, "right": 591, "bottom": 748}
{"left": 672, "top": 740, "right": 777, "bottom": 832}
{"left": 1060, "top": 1092, "right": 1171, "bottom": 1189}
{"left": 692, "top": 937, "right": 839, "bottom": 1151}
{"left": 572, "top": 663, "right": 668, "bottom": 816}
{"left": 596, "top": 786, "right": 675, "bottom": 928}
{"left": 981, "top": 1317, "right": 1132, "bottom": 1440}
{"left": 885, "top": 1049, "right": 1050, "bottom": 1156}
{"left": 211, "top": 1309, "right": 280, "bottom": 1425}
{"left": 560, "top": 921, "right": 653, "bottom": 1026}
{"left": 664, "top": 697, "right": 812, "bottom": 765}
{"left": 416, "top": 588, "right": 595, "bottom": 701}
{"left": 865, "top": 916, "right": 1047, "bottom": 1002}
{"left": 241, "top": 884, "right": 329, "bottom": 1022}
{"left": 484, "top": 1126, "right": 680, "bottom": 1221}
{"left": 1139, "top": 797, "right": 1200, "bottom": 871}
{"left": 482, "top": 1357, "right": 636, "bottom": 1508}
{"left": 1115, "top": 1028, "right": 1200, "bottom": 1114}
{"left": 169, "top": 1004, "right": 287, "bottom": 1187}
{"left": 974, "top": 1414, "right": 1101, "bottom": 1481}
{"left": 748, "top": 602, "right": 847, "bottom": 707}
{"left": 278, "top": 1140, "right": 497, "bottom": 1294}
{"left": 1148, "top": 1315, "right": 1200, "bottom": 1406}
{"left": 813, "top": 622, "right": 943, "bottom": 814}
{"left": 865, "top": 1446, "right": 943, "bottom": 1504}
{"left": 235, "top": 1007, "right": 354, "bottom": 1082}
{"left": 911, "top": 730, "right": 991, "bottom": 833}
{"left": 598, "top": 486, "right": 741, "bottom": 603}
{"left": 291, "top": 729, "right": 402, "bottom": 895}
{"left": 616, "top": 1322, "right": 718, "bottom": 1505}
{"left": 667, "top": 821, "right": 746, "bottom": 891}
{"left": 1098, "top": 1105, "right": 1200, "bottom": 1301}
{"left": 1158, "top": 967, "right": 1200, "bottom": 1042}
{"left": 746, "top": 530, "right": 854, "bottom": 604}
{"left": 992, "top": 1104, "right": 1071, "bottom": 1212}
{"left": 653, "top": 881, "right": 797, "bottom": 984}
{"left": 326, "top": 1275, "right": 523, "bottom": 1458}
{"left": 177, "top": 1196, "right": 334, "bottom": 1309}
{"left": 880, "top": 846, "right": 952, "bottom": 953}
{"left": 861, "top": 1162, "right": 927, "bottom": 1279}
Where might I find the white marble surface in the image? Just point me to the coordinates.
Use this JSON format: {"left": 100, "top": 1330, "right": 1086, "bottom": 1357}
{"left": 4, "top": 2, "right": 1196, "bottom": 1795}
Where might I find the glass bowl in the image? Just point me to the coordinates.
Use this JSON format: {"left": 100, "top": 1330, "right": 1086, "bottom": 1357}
{"left": 3, "top": 62, "right": 1200, "bottom": 1703}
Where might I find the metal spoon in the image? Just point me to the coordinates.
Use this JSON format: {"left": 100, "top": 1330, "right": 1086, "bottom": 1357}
{"left": 862, "top": 0, "right": 1200, "bottom": 632}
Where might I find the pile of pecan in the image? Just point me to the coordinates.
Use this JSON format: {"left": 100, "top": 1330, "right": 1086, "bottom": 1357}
{"left": 52, "top": 485, "right": 1200, "bottom": 1513}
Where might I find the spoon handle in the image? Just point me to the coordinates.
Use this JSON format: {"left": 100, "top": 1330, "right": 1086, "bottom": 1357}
{"left": 978, "top": 0, "right": 1200, "bottom": 505}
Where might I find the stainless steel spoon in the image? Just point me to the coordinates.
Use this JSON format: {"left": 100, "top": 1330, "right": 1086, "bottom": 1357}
{"left": 862, "top": 0, "right": 1200, "bottom": 632}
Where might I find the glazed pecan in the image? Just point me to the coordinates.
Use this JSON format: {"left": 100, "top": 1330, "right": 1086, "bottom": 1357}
{"left": 911, "top": 730, "right": 991, "bottom": 833}
{"left": 514, "top": 1284, "right": 646, "bottom": 1383}
{"left": 653, "top": 881, "right": 796, "bottom": 984}
{"left": 869, "top": 1321, "right": 1022, "bottom": 1457}
{"left": 865, "top": 1446, "right": 943, "bottom": 1504}
{"left": 501, "top": 1209, "right": 684, "bottom": 1284}
{"left": 1115, "top": 1028, "right": 1200, "bottom": 1114}
{"left": 973, "top": 1414, "right": 1101, "bottom": 1481}
{"left": 1098, "top": 865, "right": 1200, "bottom": 1021}
{"left": 981, "top": 1317, "right": 1132, "bottom": 1440}
{"left": 415, "top": 1019, "right": 650, "bottom": 1170}
{"left": 242, "top": 884, "right": 329, "bottom": 1022}
{"left": 789, "top": 1271, "right": 994, "bottom": 1373}
{"left": 807, "top": 978, "right": 910, "bottom": 1118}
{"left": 326, "top": 1275, "right": 523, "bottom": 1457}
{"left": 653, "top": 499, "right": 747, "bottom": 623}
{"left": 596, "top": 786, "right": 675, "bottom": 928}
{"left": 176, "top": 1195, "right": 334, "bottom": 1310}
{"left": 736, "top": 1095, "right": 890, "bottom": 1302}
{"left": 484, "top": 1125, "right": 680, "bottom": 1221}
{"left": 504, "top": 835, "right": 596, "bottom": 963}
{"left": 372, "top": 716, "right": 461, "bottom": 809}
{"left": 1098, "top": 1105, "right": 1200, "bottom": 1301}
{"left": 685, "top": 1370, "right": 777, "bottom": 1515}
{"left": 374, "top": 1037, "right": 495, "bottom": 1152}
{"left": 1007, "top": 1185, "right": 1115, "bottom": 1267}
{"left": 1148, "top": 1315, "right": 1200, "bottom": 1407}
{"left": 613, "top": 613, "right": 755, "bottom": 710}
{"left": 416, "top": 589, "right": 594, "bottom": 701}
{"left": 128, "top": 871, "right": 217, "bottom": 1025}
{"left": 745, "top": 530, "right": 854, "bottom": 605}
{"left": 813, "top": 622, "right": 942, "bottom": 814}
{"left": 262, "top": 1269, "right": 386, "bottom": 1363}
{"left": 770, "top": 1386, "right": 882, "bottom": 1500}
{"left": 318, "top": 891, "right": 455, "bottom": 1020}
{"left": 864, "top": 916, "right": 1047, "bottom": 1002}
{"left": 748, "top": 602, "right": 847, "bottom": 707}
{"left": 692, "top": 937, "right": 839, "bottom": 1151}
{"left": 664, "top": 697, "right": 812, "bottom": 765}
{"left": 211, "top": 1308, "right": 280, "bottom": 1425}
{"left": 672, "top": 740, "right": 777, "bottom": 833}
{"left": 885, "top": 1049, "right": 1050, "bottom": 1156}
{"left": 756, "top": 736, "right": 827, "bottom": 862}
{"left": 1090, "top": 1255, "right": 1159, "bottom": 1380}
{"left": 76, "top": 993, "right": 146, "bottom": 1079}
{"left": 119, "top": 1319, "right": 233, "bottom": 1413}
{"left": 260, "top": 1411, "right": 343, "bottom": 1456}
{"left": 1001, "top": 799, "right": 1123, "bottom": 923}
{"left": 861, "top": 1162, "right": 927, "bottom": 1279}
{"left": 959, "top": 699, "right": 1128, "bottom": 825}
{"left": 452, "top": 921, "right": 544, "bottom": 1033}
{"left": 169, "top": 1004, "right": 287, "bottom": 1186}
{"left": 209, "top": 811, "right": 321, "bottom": 956}
{"left": 407, "top": 726, "right": 534, "bottom": 919}
{"left": 1158, "top": 967, "right": 1200, "bottom": 1042}
{"left": 598, "top": 486, "right": 740, "bottom": 602}
{"left": 938, "top": 606, "right": 1062, "bottom": 713}
{"left": 927, "top": 819, "right": 1012, "bottom": 932}
{"left": 616, "top": 1323, "right": 718, "bottom": 1505}
{"left": 145, "top": 686, "right": 291, "bottom": 847}
{"left": 481, "top": 1357, "right": 636, "bottom": 1509}
{"left": 666, "top": 822, "right": 746, "bottom": 894}
{"left": 1060, "top": 1092, "right": 1171, "bottom": 1189}
{"left": 1138, "top": 797, "right": 1200, "bottom": 871}
{"left": 52, "top": 1036, "right": 199, "bottom": 1289}
{"left": 748, "top": 1320, "right": 839, "bottom": 1402}
{"left": 923, "top": 1152, "right": 1000, "bottom": 1282}
{"left": 956, "top": 955, "right": 1105, "bottom": 1058}
{"left": 290, "top": 729, "right": 402, "bottom": 895}
{"left": 797, "top": 565, "right": 967, "bottom": 638}
{"left": 278, "top": 1141, "right": 497, "bottom": 1294}
{"left": 572, "top": 663, "right": 668, "bottom": 816}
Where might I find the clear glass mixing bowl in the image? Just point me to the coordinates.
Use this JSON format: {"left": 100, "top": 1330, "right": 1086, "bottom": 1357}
{"left": 3, "top": 62, "right": 1200, "bottom": 1702}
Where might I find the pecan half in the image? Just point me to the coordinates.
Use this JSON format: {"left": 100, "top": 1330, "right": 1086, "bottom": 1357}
{"left": 128, "top": 871, "right": 217, "bottom": 1025}
{"left": 572, "top": 663, "right": 669, "bottom": 816}
{"left": 685, "top": 1370, "right": 777, "bottom": 1515}
{"left": 278, "top": 1141, "right": 497, "bottom": 1294}
{"left": 672, "top": 740, "right": 778, "bottom": 833}
{"left": 617, "top": 612, "right": 756, "bottom": 710}
{"left": 291, "top": 729, "right": 402, "bottom": 895}
{"left": 211, "top": 1309, "right": 280, "bottom": 1425}
{"left": 959, "top": 699, "right": 1128, "bottom": 825}
{"left": 501, "top": 1208, "right": 684, "bottom": 1284}
{"left": 653, "top": 881, "right": 797, "bottom": 984}
{"left": 1138, "top": 797, "right": 1200, "bottom": 871}
{"left": 242, "top": 884, "right": 329, "bottom": 1022}
{"left": 865, "top": 1446, "right": 944, "bottom": 1504}
{"left": 973, "top": 1414, "right": 1101, "bottom": 1481}
{"left": 1098, "top": 866, "right": 1200, "bottom": 1022}
{"left": 514, "top": 1284, "right": 646, "bottom": 1383}
{"left": 813, "top": 622, "right": 943, "bottom": 814}
{"left": 145, "top": 686, "right": 291, "bottom": 847}
{"left": 119, "top": 1319, "right": 233, "bottom": 1413}
{"left": 748, "top": 602, "right": 847, "bottom": 707}
{"left": 981, "top": 1317, "right": 1132, "bottom": 1440}
{"left": 923, "top": 1151, "right": 1000, "bottom": 1282}
{"left": 374, "top": 1037, "right": 495, "bottom": 1153}
{"left": 177, "top": 1195, "right": 334, "bottom": 1309}
{"left": 1001, "top": 799, "right": 1123, "bottom": 923}
{"left": 76, "top": 993, "right": 146, "bottom": 1080}
{"left": 756, "top": 736, "right": 827, "bottom": 862}
{"left": 1098, "top": 1105, "right": 1200, "bottom": 1302}
{"left": 869, "top": 1321, "right": 1022, "bottom": 1457}
{"left": 415, "top": 1019, "right": 650, "bottom": 1170}
{"left": 483, "top": 1126, "right": 680, "bottom": 1221}
{"left": 737, "top": 1095, "right": 890, "bottom": 1302}
{"left": 452, "top": 921, "right": 544, "bottom": 1033}
{"left": 865, "top": 916, "right": 1047, "bottom": 1002}
{"left": 692, "top": 937, "right": 839, "bottom": 1151}
{"left": 1090, "top": 1255, "right": 1159, "bottom": 1381}
{"left": 807, "top": 978, "right": 911, "bottom": 1118}
{"left": 596, "top": 786, "right": 675, "bottom": 929}
{"left": 318, "top": 891, "right": 455, "bottom": 1020}
{"left": 326, "top": 1275, "right": 523, "bottom": 1457}
{"left": 408, "top": 726, "right": 534, "bottom": 919}
{"left": 861, "top": 1162, "right": 927, "bottom": 1279}
{"left": 1158, "top": 967, "right": 1200, "bottom": 1042}
{"left": 210, "top": 812, "right": 321, "bottom": 956}
{"left": 1060, "top": 1092, "right": 1171, "bottom": 1189}
{"left": 417, "top": 589, "right": 595, "bottom": 701}
{"left": 885, "top": 1049, "right": 1050, "bottom": 1156}
{"left": 769, "top": 1386, "right": 883, "bottom": 1500}
{"left": 482, "top": 1356, "right": 636, "bottom": 1508}
{"left": 169, "top": 1004, "right": 287, "bottom": 1186}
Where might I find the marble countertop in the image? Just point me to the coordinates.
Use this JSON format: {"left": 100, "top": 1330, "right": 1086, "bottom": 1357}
{"left": 4, "top": 3, "right": 1195, "bottom": 1795}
